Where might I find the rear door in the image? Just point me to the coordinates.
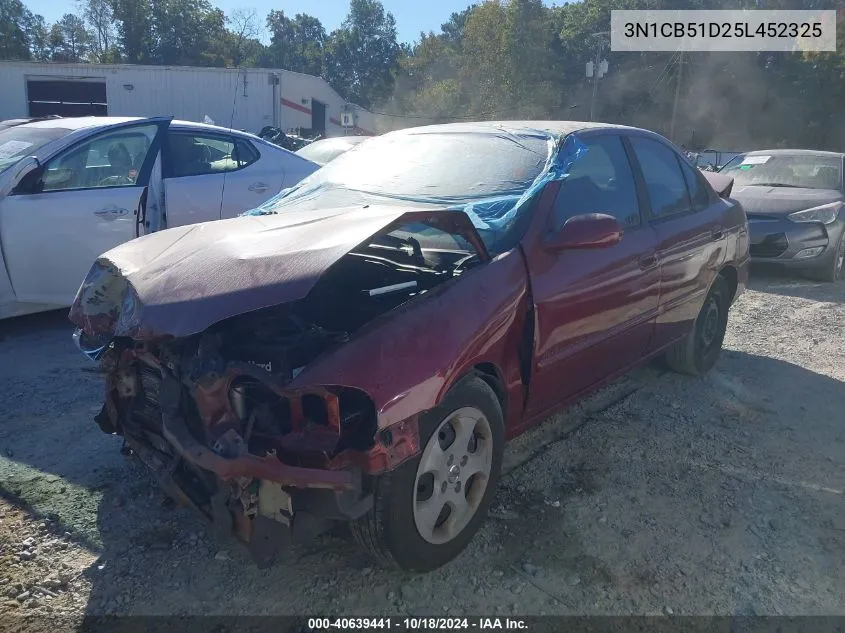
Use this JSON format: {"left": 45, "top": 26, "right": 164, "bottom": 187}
{"left": 218, "top": 137, "right": 289, "bottom": 218}
{"left": 523, "top": 133, "right": 660, "bottom": 420}
{"left": 161, "top": 129, "right": 227, "bottom": 227}
{"left": 162, "top": 131, "right": 293, "bottom": 226}
{"left": 625, "top": 134, "right": 728, "bottom": 353}
{"left": 0, "top": 118, "right": 169, "bottom": 306}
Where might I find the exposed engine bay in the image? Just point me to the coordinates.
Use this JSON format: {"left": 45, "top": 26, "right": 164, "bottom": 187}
{"left": 84, "top": 220, "right": 484, "bottom": 566}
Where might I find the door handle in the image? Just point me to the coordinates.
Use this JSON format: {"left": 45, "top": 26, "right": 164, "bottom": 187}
{"left": 638, "top": 254, "right": 659, "bottom": 270}
{"left": 248, "top": 182, "right": 268, "bottom": 193}
{"left": 94, "top": 206, "right": 129, "bottom": 220}
{"left": 711, "top": 226, "right": 724, "bottom": 240}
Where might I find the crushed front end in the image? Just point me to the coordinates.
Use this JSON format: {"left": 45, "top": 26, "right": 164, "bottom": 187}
{"left": 69, "top": 210, "right": 489, "bottom": 566}
{"left": 84, "top": 304, "right": 423, "bottom": 567}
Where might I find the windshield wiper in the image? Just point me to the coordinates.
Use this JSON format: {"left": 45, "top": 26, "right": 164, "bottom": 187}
{"left": 746, "top": 182, "right": 801, "bottom": 188}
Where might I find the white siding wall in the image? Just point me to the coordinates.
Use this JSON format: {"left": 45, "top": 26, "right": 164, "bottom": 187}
{"left": 0, "top": 62, "right": 383, "bottom": 136}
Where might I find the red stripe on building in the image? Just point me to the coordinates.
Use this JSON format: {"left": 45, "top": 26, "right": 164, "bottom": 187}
{"left": 281, "top": 98, "right": 311, "bottom": 115}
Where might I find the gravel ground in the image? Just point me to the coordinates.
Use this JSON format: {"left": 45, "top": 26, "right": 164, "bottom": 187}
{"left": 1, "top": 269, "right": 843, "bottom": 624}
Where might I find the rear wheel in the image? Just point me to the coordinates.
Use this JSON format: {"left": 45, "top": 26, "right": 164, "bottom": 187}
{"left": 807, "top": 233, "right": 845, "bottom": 282}
{"left": 665, "top": 275, "right": 730, "bottom": 376}
{"left": 351, "top": 376, "right": 504, "bottom": 571}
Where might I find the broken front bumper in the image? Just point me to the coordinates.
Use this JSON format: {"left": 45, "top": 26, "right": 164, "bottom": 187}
{"left": 95, "top": 355, "right": 419, "bottom": 567}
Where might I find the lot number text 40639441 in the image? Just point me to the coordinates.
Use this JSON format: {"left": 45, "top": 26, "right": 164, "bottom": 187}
{"left": 307, "top": 617, "right": 529, "bottom": 631}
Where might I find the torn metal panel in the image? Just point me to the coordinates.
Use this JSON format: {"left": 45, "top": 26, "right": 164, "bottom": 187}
{"left": 289, "top": 248, "right": 530, "bottom": 430}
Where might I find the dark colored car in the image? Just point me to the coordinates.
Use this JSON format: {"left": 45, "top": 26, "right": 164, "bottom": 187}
{"left": 69, "top": 121, "right": 749, "bottom": 572}
{"left": 721, "top": 150, "right": 845, "bottom": 281}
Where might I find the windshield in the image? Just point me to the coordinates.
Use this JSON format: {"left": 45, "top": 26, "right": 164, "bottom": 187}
{"left": 0, "top": 126, "right": 71, "bottom": 172}
{"left": 721, "top": 153, "right": 843, "bottom": 190}
{"left": 296, "top": 137, "right": 367, "bottom": 165}
{"left": 256, "top": 129, "right": 554, "bottom": 250}
{"left": 268, "top": 130, "right": 551, "bottom": 204}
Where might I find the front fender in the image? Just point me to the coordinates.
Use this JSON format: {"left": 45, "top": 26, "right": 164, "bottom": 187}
{"left": 289, "top": 248, "right": 530, "bottom": 432}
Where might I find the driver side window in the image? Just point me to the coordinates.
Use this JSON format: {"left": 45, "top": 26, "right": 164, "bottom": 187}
{"left": 552, "top": 134, "right": 642, "bottom": 231}
{"left": 41, "top": 125, "right": 157, "bottom": 192}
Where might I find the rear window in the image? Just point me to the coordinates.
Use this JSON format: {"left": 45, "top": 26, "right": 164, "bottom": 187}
{"left": 0, "top": 126, "right": 71, "bottom": 171}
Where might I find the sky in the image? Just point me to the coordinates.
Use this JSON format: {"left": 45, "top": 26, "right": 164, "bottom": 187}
{"left": 24, "top": 0, "right": 558, "bottom": 46}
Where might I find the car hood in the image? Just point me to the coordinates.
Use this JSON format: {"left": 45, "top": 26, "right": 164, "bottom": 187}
{"left": 69, "top": 204, "right": 487, "bottom": 340}
{"left": 731, "top": 185, "right": 844, "bottom": 216}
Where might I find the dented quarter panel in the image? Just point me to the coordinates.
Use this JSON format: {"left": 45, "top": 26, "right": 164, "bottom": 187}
{"left": 288, "top": 248, "right": 530, "bottom": 435}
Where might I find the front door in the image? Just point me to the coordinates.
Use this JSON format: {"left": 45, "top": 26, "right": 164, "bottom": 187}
{"left": 522, "top": 133, "right": 660, "bottom": 420}
{"left": 0, "top": 118, "right": 170, "bottom": 306}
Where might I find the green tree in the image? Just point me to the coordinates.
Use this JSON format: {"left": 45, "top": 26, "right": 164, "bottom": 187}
{"left": 0, "top": 0, "right": 37, "bottom": 60}
{"left": 50, "top": 13, "right": 95, "bottom": 62}
{"left": 227, "top": 8, "right": 265, "bottom": 67}
{"left": 150, "top": 0, "right": 229, "bottom": 66}
{"left": 79, "top": 0, "right": 120, "bottom": 62}
{"left": 266, "top": 11, "right": 326, "bottom": 75}
{"left": 323, "top": 0, "right": 400, "bottom": 108}
{"left": 111, "top": 0, "right": 153, "bottom": 63}
{"left": 28, "top": 13, "right": 51, "bottom": 60}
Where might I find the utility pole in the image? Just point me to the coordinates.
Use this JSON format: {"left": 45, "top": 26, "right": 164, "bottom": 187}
{"left": 588, "top": 32, "right": 609, "bottom": 121}
{"left": 669, "top": 50, "right": 684, "bottom": 142}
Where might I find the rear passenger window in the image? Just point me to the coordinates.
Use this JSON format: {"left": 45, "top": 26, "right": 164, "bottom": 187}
{"left": 629, "top": 136, "right": 691, "bottom": 218}
{"left": 167, "top": 134, "right": 259, "bottom": 178}
{"left": 234, "top": 139, "right": 260, "bottom": 168}
{"left": 553, "top": 135, "right": 641, "bottom": 230}
{"left": 679, "top": 159, "right": 711, "bottom": 210}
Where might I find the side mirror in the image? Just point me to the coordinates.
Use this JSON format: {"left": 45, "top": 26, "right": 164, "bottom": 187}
{"left": 546, "top": 213, "right": 623, "bottom": 250}
{"left": 1, "top": 156, "right": 40, "bottom": 196}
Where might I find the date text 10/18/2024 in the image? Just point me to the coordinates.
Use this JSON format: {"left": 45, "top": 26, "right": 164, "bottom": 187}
{"left": 307, "top": 618, "right": 529, "bottom": 631}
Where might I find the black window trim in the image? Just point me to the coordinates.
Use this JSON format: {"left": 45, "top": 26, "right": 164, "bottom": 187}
{"left": 623, "top": 132, "right": 700, "bottom": 224}
{"left": 677, "top": 152, "right": 716, "bottom": 212}
{"left": 548, "top": 130, "right": 646, "bottom": 234}
{"left": 164, "top": 129, "right": 260, "bottom": 179}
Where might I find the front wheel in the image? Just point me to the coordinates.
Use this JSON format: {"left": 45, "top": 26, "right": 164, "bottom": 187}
{"left": 351, "top": 376, "right": 504, "bottom": 572}
{"left": 665, "top": 274, "right": 730, "bottom": 376}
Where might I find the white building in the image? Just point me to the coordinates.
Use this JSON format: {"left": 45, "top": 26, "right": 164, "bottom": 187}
{"left": 0, "top": 61, "right": 380, "bottom": 137}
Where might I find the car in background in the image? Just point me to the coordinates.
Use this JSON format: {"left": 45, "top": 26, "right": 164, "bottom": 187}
{"left": 721, "top": 149, "right": 845, "bottom": 281}
{"left": 71, "top": 121, "right": 748, "bottom": 573}
{"left": 295, "top": 135, "right": 371, "bottom": 166}
{"left": 0, "top": 116, "right": 318, "bottom": 319}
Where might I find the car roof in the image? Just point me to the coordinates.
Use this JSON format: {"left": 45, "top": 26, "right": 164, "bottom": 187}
{"left": 15, "top": 116, "right": 265, "bottom": 140}
{"left": 745, "top": 149, "right": 845, "bottom": 159}
{"left": 307, "top": 136, "right": 370, "bottom": 147}
{"left": 385, "top": 120, "right": 648, "bottom": 138}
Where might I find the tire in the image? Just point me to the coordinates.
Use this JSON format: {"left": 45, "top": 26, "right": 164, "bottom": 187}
{"left": 350, "top": 375, "right": 504, "bottom": 572}
{"left": 665, "top": 274, "right": 730, "bottom": 377}
{"left": 807, "top": 233, "right": 845, "bottom": 283}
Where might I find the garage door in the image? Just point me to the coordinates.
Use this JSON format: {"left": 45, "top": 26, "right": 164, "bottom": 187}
{"left": 27, "top": 79, "right": 108, "bottom": 117}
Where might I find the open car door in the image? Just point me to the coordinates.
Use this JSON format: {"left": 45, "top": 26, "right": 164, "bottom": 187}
{"left": 0, "top": 117, "right": 170, "bottom": 308}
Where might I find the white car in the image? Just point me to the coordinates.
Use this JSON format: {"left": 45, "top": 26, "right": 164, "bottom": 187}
{"left": 0, "top": 116, "right": 318, "bottom": 319}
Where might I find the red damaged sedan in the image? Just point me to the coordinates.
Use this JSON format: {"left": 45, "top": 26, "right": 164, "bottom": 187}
{"left": 70, "top": 121, "right": 749, "bottom": 572}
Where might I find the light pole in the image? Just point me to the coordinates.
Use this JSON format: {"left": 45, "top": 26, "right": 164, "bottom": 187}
{"left": 587, "top": 31, "right": 610, "bottom": 121}
{"left": 669, "top": 50, "right": 685, "bottom": 142}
